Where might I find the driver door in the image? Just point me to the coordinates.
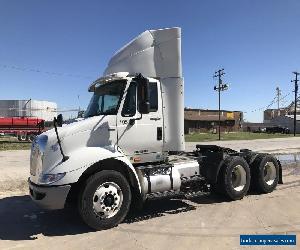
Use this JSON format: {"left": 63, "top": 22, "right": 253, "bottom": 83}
{"left": 117, "top": 80, "right": 164, "bottom": 163}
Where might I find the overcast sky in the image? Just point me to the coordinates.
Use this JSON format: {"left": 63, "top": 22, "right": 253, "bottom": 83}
{"left": 0, "top": 0, "right": 299, "bottom": 122}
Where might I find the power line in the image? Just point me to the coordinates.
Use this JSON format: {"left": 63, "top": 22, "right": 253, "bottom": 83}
{"left": 279, "top": 92, "right": 291, "bottom": 102}
{"left": 0, "top": 63, "right": 93, "bottom": 79}
{"left": 244, "top": 96, "right": 276, "bottom": 114}
{"left": 244, "top": 92, "right": 292, "bottom": 114}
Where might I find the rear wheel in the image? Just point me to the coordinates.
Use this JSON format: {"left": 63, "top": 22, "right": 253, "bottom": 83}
{"left": 27, "top": 134, "right": 36, "bottom": 142}
{"left": 217, "top": 156, "right": 251, "bottom": 200}
{"left": 78, "top": 170, "right": 131, "bottom": 230}
{"left": 17, "top": 134, "right": 27, "bottom": 141}
{"left": 250, "top": 154, "right": 279, "bottom": 193}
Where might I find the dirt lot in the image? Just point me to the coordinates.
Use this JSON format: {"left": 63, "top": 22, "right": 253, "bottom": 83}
{"left": 0, "top": 138, "right": 299, "bottom": 249}
{"left": 0, "top": 150, "right": 29, "bottom": 196}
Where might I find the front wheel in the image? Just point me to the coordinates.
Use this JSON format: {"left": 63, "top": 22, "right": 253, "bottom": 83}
{"left": 78, "top": 170, "right": 132, "bottom": 230}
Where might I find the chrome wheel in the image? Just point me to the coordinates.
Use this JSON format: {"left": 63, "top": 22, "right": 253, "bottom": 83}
{"left": 92, "top": 182, "right": 123, "bottom": 219}
{"left": 263, "top": 162, "right": 276, "bottom": 186}
{"left": 231, "top": 165, "right": 247, "bottom": 192}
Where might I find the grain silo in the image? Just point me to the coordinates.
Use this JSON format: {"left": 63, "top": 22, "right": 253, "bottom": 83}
{"left": 0, "top": 99, "right": 57, "bottom": 121}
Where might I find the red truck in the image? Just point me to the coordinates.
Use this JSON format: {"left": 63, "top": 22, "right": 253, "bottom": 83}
{"left": 0, "top": 117, "right": 45, "bottom": 142}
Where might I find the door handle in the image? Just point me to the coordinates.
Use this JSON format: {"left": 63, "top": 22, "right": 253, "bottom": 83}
{"left": 150, "top": 117, "right": 161, "bottom": 121}
{"left": 157, "top": 127, "right": 162, "bottom": 140}
{"left": 108, "top": 127, "right": 116, "bottom": 131}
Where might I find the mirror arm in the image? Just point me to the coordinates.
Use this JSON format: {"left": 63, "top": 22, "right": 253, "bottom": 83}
{"left": 53, "top": 117, "right": 69, "bottom": 162}
{"left": 129, "top": 113, "right": 142, "bottom": 126}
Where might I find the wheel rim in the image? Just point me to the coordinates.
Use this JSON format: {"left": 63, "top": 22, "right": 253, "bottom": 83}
{"left": 92, "top": 182, "right": 123, "bottom": 219}
{"left": 231, "top": 165, "right": 247, "bottom": 192}
{"left": 28, "top": 135, "right": 35, "bottom": 142}
{"left": 20, "top": 134, "right": 26, "bottom": 141}
{"left": 263, "top": 162, "right": 276, "bottom": 186}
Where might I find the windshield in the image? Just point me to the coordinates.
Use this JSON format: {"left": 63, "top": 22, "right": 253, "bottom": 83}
{"left": 84, "top": 80, "right": 126, "bottom": 118}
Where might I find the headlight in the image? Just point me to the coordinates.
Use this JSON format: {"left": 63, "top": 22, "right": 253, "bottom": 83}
{"left": 38, "top": 173, "right": 66, "bottom": 185}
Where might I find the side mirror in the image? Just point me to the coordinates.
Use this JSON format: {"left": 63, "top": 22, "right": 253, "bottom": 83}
{"left": 56, "top": 114, "right": 63, "bottom": 127}
{"left": 136, "top": 74, "right": 150, "bottom": 114}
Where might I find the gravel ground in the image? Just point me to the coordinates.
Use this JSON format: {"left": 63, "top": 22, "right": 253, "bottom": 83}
{"left": 186, "top": 136, "right": 300, "bottom": 154}
{"left": 0, "top": 150, "right": 29, "bottom": 196}
{"left": 0, "top": 138, "right": 299, "bottom": 249}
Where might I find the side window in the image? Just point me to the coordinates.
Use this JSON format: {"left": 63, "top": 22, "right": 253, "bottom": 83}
{"left": 103, "top": 95, "right": 119, "bottom": 113}
{"left": 122, "top": 82, "right": 136, "bottom": 117}
{"left": 149, "top": 82, "right": 158, "bottom": 112}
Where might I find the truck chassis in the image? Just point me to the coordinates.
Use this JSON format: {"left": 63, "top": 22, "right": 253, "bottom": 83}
{"left": 70, "top": 145, "right": 282, "bottom": 230}
{"left": 135, "top": 145, "right": 282, "bottom": 201}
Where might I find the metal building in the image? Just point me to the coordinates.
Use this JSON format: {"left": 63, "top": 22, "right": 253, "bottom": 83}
{"left": 262, "top": 99, "right": 300, "bottom": 133}
{"left": 0, "top": 99, "right": 57, "bottom": 121}
{"left": 184, "top": 108, "right": 243, "bottom": 134}
{"left": 264, "top": 98, "right": 300, "bottom": 123}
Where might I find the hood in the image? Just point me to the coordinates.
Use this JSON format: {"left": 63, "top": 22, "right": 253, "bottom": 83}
{"left": 44, "top": 116, "right": 103, "bottom": 140}
{"left": 37, "top": 115, "right": 117, "bottom": 174}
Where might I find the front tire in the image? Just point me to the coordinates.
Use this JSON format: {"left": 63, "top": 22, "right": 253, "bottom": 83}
{"left": 78, "top": 170, "right": 132, "bottom": 230}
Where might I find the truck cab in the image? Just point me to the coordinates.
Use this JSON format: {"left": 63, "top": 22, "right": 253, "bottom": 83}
{"left": 84, "top": 73, "right": 165, "bottom": 164}
{"left": 29, "top": 27, "right": 281, "bottom": 230}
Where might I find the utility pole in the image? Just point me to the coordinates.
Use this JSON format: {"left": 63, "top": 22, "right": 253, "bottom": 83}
{"left": 291, "top": 72, "right": 299, "bottom": 136}
{"left": 77, "top": 95, "right": 80, "bottom": 112}
{"left": 276, "top": 87, "right": 281, "bottom": 116}
{"left": 214, "top": 69, "right": 228, "bottom": 140}
{"left": 77, "top": 95, "right": 84, "bottom": 118}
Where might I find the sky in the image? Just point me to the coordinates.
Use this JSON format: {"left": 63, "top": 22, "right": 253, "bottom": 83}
{"left": 0, "top": 0, "right": 299, "bottom": 122}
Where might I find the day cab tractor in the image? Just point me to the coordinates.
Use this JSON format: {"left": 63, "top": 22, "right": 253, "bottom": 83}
{"left": 29, "top": 27, "right": 282, "bottom": 230}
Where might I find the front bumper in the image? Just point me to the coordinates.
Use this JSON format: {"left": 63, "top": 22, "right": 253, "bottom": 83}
{"left": 28, "top": 179, "right": 71, "bottom": 210}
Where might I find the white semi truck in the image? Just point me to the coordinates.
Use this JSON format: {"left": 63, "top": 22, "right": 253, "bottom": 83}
{"left": 29, "top": 27, "right": 282, "bottom": 230}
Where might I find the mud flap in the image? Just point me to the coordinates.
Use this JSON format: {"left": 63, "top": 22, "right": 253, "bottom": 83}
{"left": 277, "top": 160, "right": 283, "bottom": 184}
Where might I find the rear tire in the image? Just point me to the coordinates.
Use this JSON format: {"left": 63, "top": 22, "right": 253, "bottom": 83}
{"left": 78, "top": 170, "right": 132, "bottom": 230}
{"left": 17, "top": 134, "right": 27, "bottom": 141}
{"left": 250, "top": 154, "right": 279, "bottom": 193}
{"left": 218, "top": 156, "right": 251, "bottom": 200}
{"left": 27, "top": 134, "right": 36, "bottom": 142}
